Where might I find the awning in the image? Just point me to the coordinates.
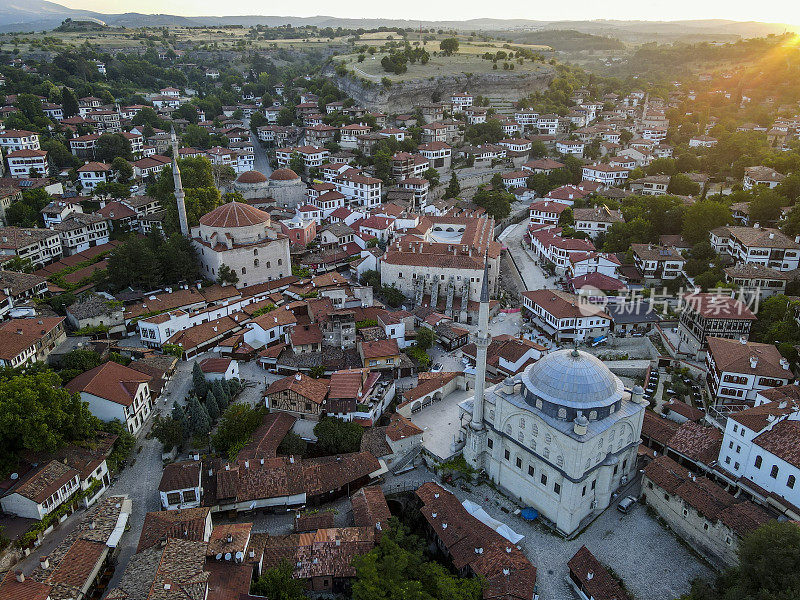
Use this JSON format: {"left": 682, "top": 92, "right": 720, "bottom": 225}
{"left": 461, "top": 499, "right": 524, "bottom": 544}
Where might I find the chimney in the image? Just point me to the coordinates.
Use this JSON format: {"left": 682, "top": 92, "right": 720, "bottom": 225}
{"left": 587, "top": 571, "right": 594, "bottom": 581}
{"left": 15, "top": 571, "right": 24, "bottom": 583}
{"left": 227, "top": 532, "right": 233, "bottom": 543}
{"left": 740, "top": 336, "right": 747, "bottom": 345}
{"left": 40, "top": 556, "right": 50, "bottom": 569}
{"left": 750, "top": 356, "right": 758, "bottom": 369}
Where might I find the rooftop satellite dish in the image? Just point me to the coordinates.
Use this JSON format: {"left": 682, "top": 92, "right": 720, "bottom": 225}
{"left": 224, "top": 552, "right": 232, "bottom": 561}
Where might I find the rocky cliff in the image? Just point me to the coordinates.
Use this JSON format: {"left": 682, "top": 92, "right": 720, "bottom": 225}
{"left": 328, "top": 67, "right": 556, "bottom": 113}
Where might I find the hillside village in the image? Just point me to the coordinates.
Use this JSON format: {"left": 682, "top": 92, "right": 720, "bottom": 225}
{"left": 1, "top": 19, "right": 800, "bottom": 600}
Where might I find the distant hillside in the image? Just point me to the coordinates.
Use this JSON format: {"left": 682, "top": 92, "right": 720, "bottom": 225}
{"left": 497, "top": 30, "right": 625, "bottom": 52}
{"left": 0, "top": 1, "right": 794, "bottom": 40}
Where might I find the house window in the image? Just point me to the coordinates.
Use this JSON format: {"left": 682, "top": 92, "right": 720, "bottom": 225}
{"left": 516, "top": 457, "right": 522, "bottom": 469}
{"left": 242, "top": 267, "right": 247, "bottom": 274}
{"left": 267, "top": 261, "right": 271, "bottom": 268}
{"left": 789, "top": 475, "right": 796, "bottom": 489}
{"left": 528, "top": 465, "right": 534, "bottom": 476}
{"left": 755, "top": 456, "right": 762, "bottom": 468}
{"left": 554, "top": 482, "right": 561, "bottom": 495}
{"left": 487, "top": 438, "right": 493, "bottom": 449}
{"left": 182, "top": 489, "right": 197, "bottom": 503}
{"left": 540, "top": 473, "right": 547, "bottom": 485}
{"left": 166, "top": 492, "right": 181, "bottom": 505}
{"left": 504, "top": 449, "right": 510, "bottom": 461}
{"left": 771, "top": 465, "right": 779, "bottom": 479}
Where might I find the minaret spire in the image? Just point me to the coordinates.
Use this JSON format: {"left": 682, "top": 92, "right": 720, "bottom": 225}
{"left": 470, "top": 253, "right": 492, "bottom": 431}
{"left": 171, "top": 126, "right": 190, "bottom": 237}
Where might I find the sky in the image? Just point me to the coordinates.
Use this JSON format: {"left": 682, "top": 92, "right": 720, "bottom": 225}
{"left": 54, "top": 0, "right": 800, "bottom": 25}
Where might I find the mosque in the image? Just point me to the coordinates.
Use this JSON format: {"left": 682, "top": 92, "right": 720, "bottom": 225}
{"left": 461, "top": 262, "right": 646, "bottom": 535}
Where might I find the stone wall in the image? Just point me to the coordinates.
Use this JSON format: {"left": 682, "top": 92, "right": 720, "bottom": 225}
{"left": 328, "top": 68, "right": 556, "bottom": 113}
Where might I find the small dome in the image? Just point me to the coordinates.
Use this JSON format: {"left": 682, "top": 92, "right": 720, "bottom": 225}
{"left": 199, "top": 202, "right": 270, "bottom": 228}
{"left": 632, "top": 385, "right": 644, "bottom": 395}
{"left": 269, "top": 168, "right": 300, "bottom": 181}
{"left": 236, "top": 170, "right": 268, "bottom": 184}
{"left": 523, "top": 348, "right": 623, "bottom": 409}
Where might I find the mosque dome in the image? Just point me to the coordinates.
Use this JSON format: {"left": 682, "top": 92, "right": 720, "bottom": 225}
{"left": 521, "top": 349, "right": 624, "bottom": 417}
{"left": 199, "top": 202, "right": 270, "bottom": 228}
{"left": 269, "top": 168, "right": 300, "bottom": 181}
{"left": 236, "top": 170, "right": 268, "bottom": 184}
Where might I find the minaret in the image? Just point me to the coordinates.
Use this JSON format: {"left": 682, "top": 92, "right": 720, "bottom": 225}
{"left": 171, "top": 127, "right": 190, "bottom": 237}
{"left": 470, "top": 255, "right": 492, "bottom": 431}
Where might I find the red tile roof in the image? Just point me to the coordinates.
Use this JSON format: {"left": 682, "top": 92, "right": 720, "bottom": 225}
{"left": 568, "top": 546, "right": 631, "bottom": 600}
{"left": 65, "top": 361, "right": 151, "bottom": 406}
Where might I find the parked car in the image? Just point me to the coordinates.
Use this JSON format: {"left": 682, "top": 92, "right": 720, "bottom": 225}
{"left": 617, "top": 496, "right": 637, "bottom": 514}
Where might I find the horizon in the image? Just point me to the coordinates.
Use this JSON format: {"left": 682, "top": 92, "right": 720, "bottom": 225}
{"left": 52, "top": 0, "right": 800, "bottom": 28}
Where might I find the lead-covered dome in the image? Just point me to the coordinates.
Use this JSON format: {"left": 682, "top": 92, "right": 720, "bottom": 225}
{"left": 523, "top": 348, "right": 624, "bottom": 411}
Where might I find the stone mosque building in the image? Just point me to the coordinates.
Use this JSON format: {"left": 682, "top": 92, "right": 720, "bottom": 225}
{"left": 191, "top": 201, "right": 291, "bottom": 289}
{"left": 233, "top": 168, "right": 306, "bottom": 209}
{"left": 461, "top": 264, "right": 646, "bottom": 535}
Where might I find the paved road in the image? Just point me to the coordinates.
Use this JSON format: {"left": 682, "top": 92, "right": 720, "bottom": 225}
{"left": 500, "top": 220, "right": 556, "bottom": 291}
{"left": 243, "top": 117, "right": 273, "bottom": 177}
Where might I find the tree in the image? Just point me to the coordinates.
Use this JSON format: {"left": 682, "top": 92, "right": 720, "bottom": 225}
{"left": 443, "top": 171, "right": 460, "bottom": 199}
{"left": 667, "top": 173, "right": 701, "bottom": 196}
{"left": 749, "top": 187, "right": 786, "bottom": 225}
{"left": 62, "top": 87, "right": 79, "bottom": 118}
{"left": 422, "top": 167, "right": 440, "bottom": 187}
{"left": 217, "top": 264, "right": 239, "bottom": 286}
{"left": 782, "top": 203, "right": 800, "bottom": 237}
{"left": 212, "top": 379, "right": 229, "bottom": 409}
{"left": 186, "top": 396, "right": 211, "bottom": 437}
{"left": 439, "top": 38, "right": 459, "bottom": 55}
{"left": 352, "top": 518, "right": 483, "bottom": 600}
{"left": 183, "top": 124, "right": 211, "bottom": 149}
{"left": 250, "top": 560, "right": 305, "bottom": 600}
{"left": 313, "top": 416, "right": 363, "bottom": 455}
{"left": 211, "top": 404, "right": 265, "bottom": 460}
{"left": 192, "top": 362, "right": 208, "bottom": 398}
{"left": 0, "top": 370, "right": 100, "bottom": 473}
{"left": 6, "top": 188, "right": 51, "bottom": 227}
{"left": 416, "top": 326, "right": 435, "bottom": 351}
{"left": 681, "top": 200, "right": 731, "bottom": 245}
{"left": 111, "top": 157, "right": 133, "bottom": 182}
{"left": 204, "top": 390, "right": 220, "bottom": 421}
{"left": 472, "top": 187, "right": 513, "bottom": 220}
{"left": 288, "top": 152, "right": 304, "bottom": 175}
{"left": 152, "top": 414, "right": 185, "bottom": 450}
{"left": 96, "top": 133, "right": 132, "bottom": 162}
{"left": 149, "top": 157, "right": 223, "bottom": 233}
{"left": 277, "top": 431, "right": 307, "bottom": 456}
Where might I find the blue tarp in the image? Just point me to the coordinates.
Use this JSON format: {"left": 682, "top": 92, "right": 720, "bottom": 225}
{"left": 520, "top": 507, "right": 538, "bottom": 521}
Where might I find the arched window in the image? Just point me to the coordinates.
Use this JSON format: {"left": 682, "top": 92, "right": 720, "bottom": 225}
{"left": 535, "top": 399, "right": 543, "bottom": 410}
{"left": 278, "top": 259, "right": 283, "bottom": 265}
{"left": 556, "top": 455, "right": 564, "bottom": 468}
{"left": 609, "top": 404, "right": 616, "bottom": 414}
{"left": 254, "top": 259, "right": 259, "bottom": 267}
{"left": 788, "top": 475, "right": 796, "bottom": 489}
{"left": 267, "top": 261, "right": 271, "bottom": 268}
{"left": 558, "top": 408, "right": 567, "bottom": 419}
{"left": 589, "top": 410, "right": 597, "bottom": 421}
{"left": 531, "top": 423, "right": 538, "bottom": 437}
{"left": 242, "top": 267, "right": 246, "bottom": 274}
{"left": 254, "top": 248, "right": 258, "bottom": 255}
{"left": 489, "top": 410, "right": 495, "bottom": 421}
{"left": 545, "top": 433, "right": 552, "bottom": 444}
{"left": 755, "top": 455, "right": 763, "bottom": 468}
{"left": 518, "top": 432, "right": 524, "bottom": 444}
{"left": 519, "top": 418, "right": 525, "bottom": 429}
{"left": 543, "top": 447, "right": 550, "bottom": 459}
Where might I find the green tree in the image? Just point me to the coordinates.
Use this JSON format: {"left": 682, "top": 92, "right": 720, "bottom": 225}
{"left": 288, "top": 152, "right": 304, "bottom": 175}
{"left": 96, "top": 133, "right": 132, "bottom": 162}
{"left": 277, "top": 431, "right": 307, "bottom": 456}
{"left": 250, "top": 560, "right": 305, "bottom": 600}
{"left": 217, "top": 263, "right": 239, "bottom": 286}
{"left": 0, "top": 370, "right": 99, "bottom": 473}
{"left": 192, "top": 361, "right": 208, "bottom": 398}
{"left": 186, "top": 396, "right": 211, "bottom": 437}
{"left": 62, "top": 87, "right": 79, "bottom": 118}
{"left": 682, "top": 200, "right": 731, "bottom": 245}
{"left": 439, "top": 38, "right": 460, "bottom": 55}
{"left": 749, "top": 187, "right": 786, "bottom": 225}
{"left": 313, "top": 416, "right": 363, "bottom": 455}
{"left": 352, "top": 518, "right": 483, "bottom": 600}
{"left": 422, "top": 167, "right": 440, "bottom": 187}
{"left": 667, "top": 173, "right": 701, "bottom": 196}
{"left": 443, "top": 171, "right": 460, "bottom": 199}
{"left": 182, "top": 124, "right": 211, "bottom": 149}
{"left": 151, "top": 414, "right": 185, "bottom": 450}
{"left": 416, "top": 326, "right": 435, "bottom": 351}
{"left": 472, "top": 187, "right": 513, "bottom": 220}
{"left": 111, "top": 157, "right": 133, "bottom": 182}
{"left": 149, "top": 157, "right": 223, "bottom": 233}
{"left": 212, "top": 379, "right": 229, "bottom": 409}
{"left": 204, "top": 390, "right": 220, "bottom": 421}
{"left": 211, "top": 403, "right": 265, "bottom": 460}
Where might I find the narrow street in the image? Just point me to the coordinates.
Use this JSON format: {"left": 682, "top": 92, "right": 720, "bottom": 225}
{"left": 243, "top": 117, "right": 273, "bottom": 176}
{"left": 498, "top": 220, "right": 556, "bottom": 291}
